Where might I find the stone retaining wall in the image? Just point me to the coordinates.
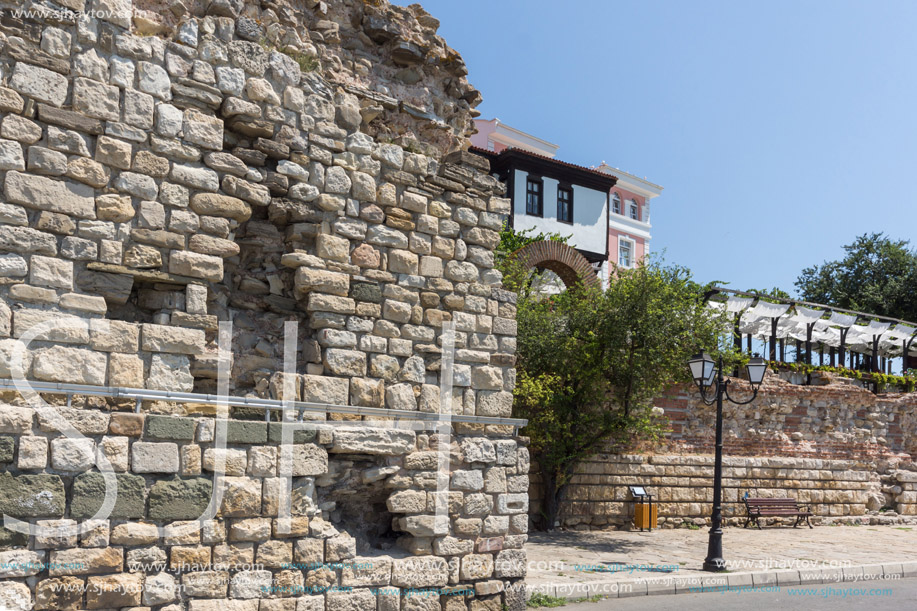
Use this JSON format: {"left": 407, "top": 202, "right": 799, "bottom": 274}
{"left": 530, "top": 376, "right": 917, "bottom": 530}
{"left": 530, "top": 453, "right": 917, "bottom": 530}
{"left": 0, "top": 0, "right": 527, "bottom": 609}
{"left": 659, "top": 376, "right": 917, "bottom": 459}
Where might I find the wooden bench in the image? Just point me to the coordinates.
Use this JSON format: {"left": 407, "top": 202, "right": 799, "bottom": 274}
{"left": 743, "top": 497, "right": 813, "bottom": 529}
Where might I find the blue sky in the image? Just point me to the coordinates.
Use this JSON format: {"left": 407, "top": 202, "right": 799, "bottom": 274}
{"left": 394, "top": 0, "right": 917, "bottom": 296}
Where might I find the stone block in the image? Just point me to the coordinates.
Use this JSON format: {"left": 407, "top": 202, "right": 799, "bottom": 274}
{"left": 331, "top": 429, "right": 416, "bottom": 455}
{"left": 108, "top": 353, "right": 144, "bottom": 387}
{"left": 147, "top": 415, "right": 197, "bottom": 440}
{"left": 72, "top": 77, "right": 121, "bottom": 121}
{"left": 203, "top": 448, "right": 248, "bottom": 476}
{"left": 111, "top": 522, "right": 159, "bottom": 546}
{"left": 71, "top": 472, "right": 147, "bottom": 519}
{"left": 323, "top": 348, "right": 366, "bottom": 376}
{"left": 142, "top": 323, "right": 205, "bottom": 355}
{"left": 295, "top": 268, "right": 350, "bottom": 298}
{"left": 301, "top": 374, "right": 349, "bottom": 405}
{"left": 139, "top": 61, "right": 171, "bottom": 100}
{"left": 32, "top": 346, "right": 107, "bottom": 385}
{"left": 386, "top": 383, "right": 417, "bottom": 410}
{"left": 148, "top": 478, "right": 213, "bottom": 520}
{"left": 143, "top": 571, "right": 178, "bottom": 606}
{"left": 50, "top": 437, "right": 95, "bottom": 472}
{"left": 317, "top": 233, "right": 350, "bottom": 262}
{"left": 170, "top": 250, "right": 224, "bottom": 281}
{"left": 10, "top": 63, "right": 68, "bottom": 106}
{"left": 225, "top": 420, "right": 268, "bottom": 444}
{"left": 350, "top": 377, "right": 384, "bottom": 407}
{"left": 391, "top": 557, "right": 449, "bottom": 588}
{"left": 219, "top": 477, "right": 262, "bottom": 517}
{"left": 95, "top": 135, "right": 133, "bottom": 169}
{"left": 148, "top": 353, "right": 194, "bottom": 392}
{"left": 35, "top": 576, "right": 83, "bottom": 610}
{"left": 292, "top": 444, "right": 328, "bottom": 476}
{"left": 494, "top": 549, "right": 526, "bottom": 578}
{"left": 89, "top": 319, "right": 140, "bottom": 352}
{"left": 48, "top": 547, "right": 123, "bottom": 576}
{"left": 0, "top": 405, "right": 34, "bottom": 433}
{"left": 326, "top": 589, "right": 376, "bottom": 611}
{"left": 17, "top": 436, "right": 47, "bottom": 469}
{"left": 184, "top": 108, "right": 224, "bottom": 150}
{"left": 109, "top": 413, "right": 144, "bottom": 437}
{"left": 132, "top": 442, "right": 180, "bottom": 473}
{"left": 267, "top": 422, "right": 317, "bottom": 444}
{"left": 29, "top": 255, "right": 73, "bottom": 289}
{"left": 5, "top": 171, "right": 95, "bottom": 218}
{"left": 0, "top": 550, "right": 44, "bottom": 577}
{"left": 0, "top": 139, "right": 25, "bottom": 171}
{"left": 84, "top": 572, "right": 142, "bottom": 608}
{"left": 495, "top": 493, "right": 528, "bottom": 514}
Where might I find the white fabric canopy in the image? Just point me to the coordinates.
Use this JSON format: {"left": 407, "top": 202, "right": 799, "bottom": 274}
{"left": 725, "top": 296, "right": 755, "bottom": 313}
{"left": 865, "top": 320, "right": 891, "bottom": 335}
{"left": 888, "top": 324, "right": 917, "bottom": 340}
{"left": 794, "top": 306, "right": 825, "bottom": 324}
{"left": 745, "top": 301, "right": 790, "bottom": 321}
{"left": 827, "top": 312, "right": 858, "bottom": 328}
{"left": 715, "top": 292, "right": 916, "bottom": 360}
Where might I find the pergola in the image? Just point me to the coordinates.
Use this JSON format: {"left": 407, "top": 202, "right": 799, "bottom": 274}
{"left": 705, "top": 287, "right": 917, "bottom": 375}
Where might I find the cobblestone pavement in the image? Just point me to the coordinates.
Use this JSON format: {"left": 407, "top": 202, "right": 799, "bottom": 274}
{"left": 527, "top": 524, "right": 917, "bottom": 590}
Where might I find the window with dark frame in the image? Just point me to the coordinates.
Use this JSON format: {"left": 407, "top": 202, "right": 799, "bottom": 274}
{"left": 629, "top": 201, "right": 639, "bottom": 220}
{"left": 612, "top": 193, "right": 621, "bottom": 214}
{"left": 526, "top": 177, "right": 543, "bottom": 216}
{"left": 557, "top": 185, "right": 573, "bottom": 223}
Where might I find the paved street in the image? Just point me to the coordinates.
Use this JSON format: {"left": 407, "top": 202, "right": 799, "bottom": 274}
{"left": 527, "top": 524, "right": 917, "bottom": 591}
{"left": 558, "top": 576, "right": 917, "bottom": 610}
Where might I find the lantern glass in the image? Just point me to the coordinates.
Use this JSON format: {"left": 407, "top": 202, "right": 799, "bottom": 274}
{"left": 704, "top": 364, "right": 717, "bottom": 387}
{"left": 688, "top": 353, "right": 715, "bottom": 386}
{"left": 746, "top": 356, "right": 767, "bottom": 386}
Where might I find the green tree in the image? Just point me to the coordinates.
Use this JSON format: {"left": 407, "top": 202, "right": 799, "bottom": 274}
{"left": 795, "top": 233, "right": 917, "bottom": 320}
{"left": 514, "top": 258, "right": 733, "bottom": 529}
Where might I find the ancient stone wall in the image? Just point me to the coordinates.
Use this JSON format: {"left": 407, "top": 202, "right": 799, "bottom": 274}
{"left": 659, "top": 376, "right": 917, "bottom": 459}
{"left": 530, "top": 376, "right": 917, "bottom": 530}
{"left": 0, "top": 0, "right": 528, "bottom": 609}
{"left": 530, "top": 453, "right": 917, "bottom": 530}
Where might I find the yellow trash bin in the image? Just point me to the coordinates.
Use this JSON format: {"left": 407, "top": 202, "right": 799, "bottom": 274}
{"left": 634, "top": 500, "right": 658, "bottom": 530}
{"left": 628, "top": 485, "right": 657, "bottom": 531}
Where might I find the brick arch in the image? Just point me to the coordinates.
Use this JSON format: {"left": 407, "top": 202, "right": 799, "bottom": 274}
{"left": 512, "top": 241, "right": 601, "bottom": 290}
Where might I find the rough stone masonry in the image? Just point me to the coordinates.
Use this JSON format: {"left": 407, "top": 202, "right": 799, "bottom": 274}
{"left": 0, "top": 0, "right": 528, "bottom": 609}
{"left": 531, "top": 375, "right": 917, "bottom": 530}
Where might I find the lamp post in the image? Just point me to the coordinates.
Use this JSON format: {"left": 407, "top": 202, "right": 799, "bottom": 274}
{"left": 687, "top": 353, "right": 767, "bottom": 572}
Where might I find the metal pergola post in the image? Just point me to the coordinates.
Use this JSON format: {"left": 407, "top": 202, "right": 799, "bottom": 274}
{"left": 904, "top": 334, "right": 917, "bottom": 375}
{"left": 805, "top": 322, "right": 816, "bottom": 365}
{"left": 770, "top": 318, "right": 779, "bottom": 361}
{"left": 871, "top": 335, "right": 881, "bottom": 373}
{"left": 839, "top": 328, "right": 849, "bottom": 366}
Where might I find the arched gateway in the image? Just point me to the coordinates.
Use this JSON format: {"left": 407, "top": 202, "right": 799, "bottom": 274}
{"left": 512, "top": 240, "right": 602, "bottom": 290}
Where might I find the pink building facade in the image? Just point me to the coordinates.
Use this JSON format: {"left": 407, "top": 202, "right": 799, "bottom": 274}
{"left": 471, "top": 119, "right": 663, "bottom": 285}
{"left": 596, "top": 163, "right": 662, "bottom": 272}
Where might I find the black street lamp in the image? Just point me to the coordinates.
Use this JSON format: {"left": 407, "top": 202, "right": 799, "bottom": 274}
{"left": 687, "top": 352, "right": 767, "bottom": 572}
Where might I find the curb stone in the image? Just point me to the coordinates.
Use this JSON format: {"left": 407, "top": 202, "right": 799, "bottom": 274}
{"left": 526, "top": 560, "right": 917, "bottom": 601}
